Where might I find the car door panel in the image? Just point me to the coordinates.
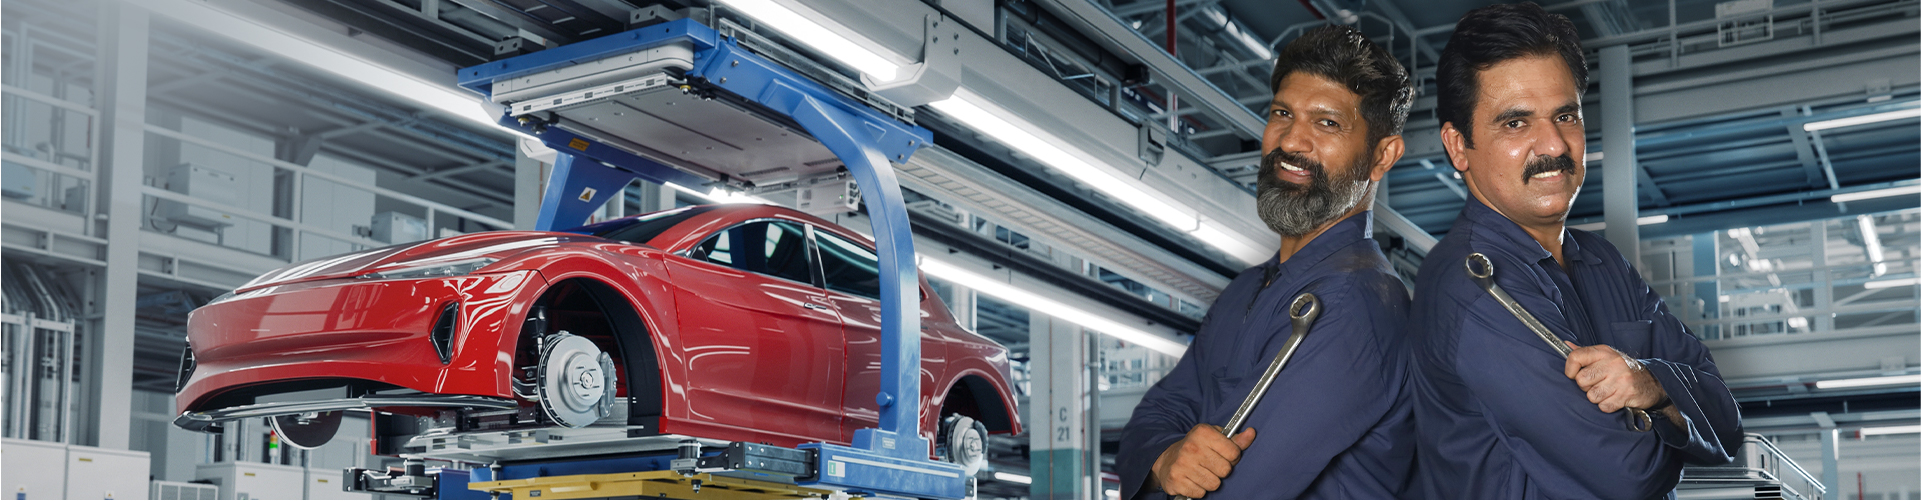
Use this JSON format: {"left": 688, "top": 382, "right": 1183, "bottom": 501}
{"left": 812, "top": 229, "right": 947, "bottom": 437}
{"left": 664, "top": 220, "right": 845, "bottom": 443}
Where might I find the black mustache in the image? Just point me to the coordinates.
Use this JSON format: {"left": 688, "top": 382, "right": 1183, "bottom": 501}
{"left": 1522, "top": 154, "right": 1575, "bottom": 183}
{"left": 1260, "top": 148, "right": 1325, "bottom": 181}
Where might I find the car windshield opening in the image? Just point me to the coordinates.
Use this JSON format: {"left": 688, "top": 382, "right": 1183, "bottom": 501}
{"left": 563, "top": 205, "right": 715, "bottom": 244}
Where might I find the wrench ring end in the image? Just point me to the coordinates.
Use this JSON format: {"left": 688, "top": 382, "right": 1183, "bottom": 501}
{"left": 1466, "top": 253, "right": 1495, "bottom": 279}
{"left": 1289, "top": 292, "right": 1320, "bottom": 322}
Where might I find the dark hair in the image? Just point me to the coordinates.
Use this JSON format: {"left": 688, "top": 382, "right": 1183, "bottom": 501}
{"left": 1269, "top": 25, "right": 1414, "bottom": 147}
{"left": 1435, "top": 2, "right": 1587, "bottom": 148}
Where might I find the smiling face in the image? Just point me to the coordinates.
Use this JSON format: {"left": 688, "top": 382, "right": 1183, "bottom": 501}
{"left": 1442, "top": 55, "right": 1587, "bottom": 231}
{"left": 1257, "top": 72, "right": 1396, "bottom": 237}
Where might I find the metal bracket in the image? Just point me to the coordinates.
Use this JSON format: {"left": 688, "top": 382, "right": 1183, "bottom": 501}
{"left": 860, "top": 14, "right": 962, "bottom": 107}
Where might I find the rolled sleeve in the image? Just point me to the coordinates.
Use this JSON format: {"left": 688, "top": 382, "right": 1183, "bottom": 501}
{"left": 1454, "top": 293, "right": 1676, "bottom": 499}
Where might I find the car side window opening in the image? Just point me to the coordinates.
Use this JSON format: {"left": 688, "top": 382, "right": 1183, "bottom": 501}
{"left": 693, "top": 220, "right": 813, "bottom": 286}
{"left": 814, "top": 230, "right": 882, "bottom": 300}
{"left": 692, "top": 229, "right": 734, "bottom": 266}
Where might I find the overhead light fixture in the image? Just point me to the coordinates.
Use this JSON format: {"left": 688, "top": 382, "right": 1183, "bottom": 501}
{"left": 920, "top": 254, "right": 1188, "bottom": 357}
{"left": 929, "top": 89, "right": 1270, "bottom": 264}
{"left": 1813, "top": 374, "right": 1921, "bottom": 389}
{"left": 1858, "top": 425, "right": 1921, "bottom": 436}
{"left": 147, "top": 0, "right": 510, "bottom": 132}
{"left": 1857, "top": 214, "right": 1887, "bottom": 276}
{"left": 1567, "top": 214, "right": 1668, "bottom": 231}
{"left": 993, "top": 472, "right": 1033, "bottom": 485}
{"left": 665, "top": 182, "right": 773, "bottom": 205}
{"left": 1586, "top": 151, "right": 1603, "bottom": 163}
{"left": 713, "top": 0, "right": 901, "bottom": 81}
{"left": 1864, "top": 277, "right": 1919, "bottom": 290}
{"left": 1803, "top": 107, "right": 1921, "bottom": 132}
{"left": 1832, "top": 184, "right": 1921, "bottom": 203}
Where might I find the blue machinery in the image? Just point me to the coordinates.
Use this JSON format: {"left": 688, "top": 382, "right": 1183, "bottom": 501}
{"left": 444, "top": 18, "right": 965, "bottom": 499}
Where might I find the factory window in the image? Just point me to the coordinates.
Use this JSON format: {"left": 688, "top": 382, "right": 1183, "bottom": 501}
{"left": 816, "top": 231, "right": 882, "bottom": 299}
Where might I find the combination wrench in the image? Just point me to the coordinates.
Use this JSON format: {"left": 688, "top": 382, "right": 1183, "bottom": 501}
{"left": 1173, "top": 292, "right": 1321, "bottom": 500}
{"left": 1465, "top": 253, "right": 1653, "bottom": 433}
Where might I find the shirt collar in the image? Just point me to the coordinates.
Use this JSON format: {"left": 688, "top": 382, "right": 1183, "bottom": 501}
{"left": 1262, "top": 211, "right": 1375, "bottom": 283}
{"left": 1463, "top": 197, "right": 1553, "bottom": 263}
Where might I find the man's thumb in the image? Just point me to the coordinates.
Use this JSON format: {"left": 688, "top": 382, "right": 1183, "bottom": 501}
{"left": 1232, "top": 427, "right": 1256, "bottom": 449}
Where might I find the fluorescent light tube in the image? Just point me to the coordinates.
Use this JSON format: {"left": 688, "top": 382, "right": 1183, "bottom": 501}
{"left": 928, "top": 91, "right": 1195, "bottom": 229}
{"left": 1814, "top": 374, "right": 1921, "bottom": 389}
{"left": 1832, "top": 184, "right": 1921, "bottom": 203}
{"left": 994, "top": 472, "right": 1033, "bottom": 485}
{"left": 146, "top": 0, "right": 507, "bottom": 132}
{"left": 930, "top": 89, "right": 1270, "bottom": 264}
{"left": 1864, "top": 277, "right": 1918, "bottom": 289}
{"left": 664, "top": 182, "right": 772, "bottom": 205}
{"left": 713, "top": 0, "right": 900, "bottom": 81}
{"left": 1567, "top": 214, "right": 1667, "bottom": 231}
{"left": 1803, "top": 107, "right": 1921, "bottom": 131}
{"left": 1586, "top": 151, "right": 1603, "bottom": 163}
{"left": 920, "top": 254, "right": 1188, "bottom": 357}
{"left": 1859, "top": 425, "right": 1921, "bottom": 436}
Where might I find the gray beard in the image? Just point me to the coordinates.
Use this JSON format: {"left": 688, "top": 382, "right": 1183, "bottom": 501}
{"left": 1256, "top": 152, "right": 1372, "bottom": 238}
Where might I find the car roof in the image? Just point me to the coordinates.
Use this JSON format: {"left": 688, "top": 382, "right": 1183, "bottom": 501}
{"left": 645, "top": 204, "right": 874, "bottom": 253}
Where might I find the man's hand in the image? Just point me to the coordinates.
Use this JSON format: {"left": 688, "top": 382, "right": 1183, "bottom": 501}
{"left": 1148, "top": 425, "right": 1258, "bottom": 498}
{"left": 1564, "top": 341, "right": 1668, "bottom": 413}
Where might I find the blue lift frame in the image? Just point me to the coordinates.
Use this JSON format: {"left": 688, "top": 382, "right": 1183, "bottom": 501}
{"left": 457, "top": 19, "right": 965, "bottom": 499}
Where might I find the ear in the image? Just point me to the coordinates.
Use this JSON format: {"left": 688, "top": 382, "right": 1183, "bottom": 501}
{"left": 1440, "top": 122, "right": 1470, "bottom": 173}
{"left": 1369, "top": 135, "right": 1405, "bottom": 182}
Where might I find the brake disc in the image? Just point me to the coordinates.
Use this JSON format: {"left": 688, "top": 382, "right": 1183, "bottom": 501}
{"left": 940, "top": 414, "right": 988, "bottom": 477}
{"left": 270, "top": 410, "right": 344, "bottom": 449}
{"left": 536, "top": 331, "right": 617, "bottom": 428}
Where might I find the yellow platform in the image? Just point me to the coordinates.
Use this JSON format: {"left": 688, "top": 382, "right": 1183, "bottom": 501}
{"left": 467, "top": 470, "right": 853, "bottom": 500}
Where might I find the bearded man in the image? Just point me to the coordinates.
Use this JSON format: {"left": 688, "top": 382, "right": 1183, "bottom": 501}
{"left": 1117, "top": 25, "right": 1417, "bottom": 499}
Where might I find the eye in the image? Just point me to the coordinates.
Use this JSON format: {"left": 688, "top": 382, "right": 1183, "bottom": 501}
{"left": 1557, "top": 113, "right": 1580, "bottom": 123}
{"left": 1504, "top": 119, "right": 1526, "bottom": 129}
{"left": 1271, "top": 109, "right": 1291, "bottom": 119}
{"left": 1318, "top": 119, "right": 1340, "bottom": 128}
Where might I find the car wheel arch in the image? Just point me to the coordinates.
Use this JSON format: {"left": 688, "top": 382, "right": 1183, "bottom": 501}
{"left": 522, "top": 272, "right": 674, "bottom": 431}
{"left": 940, "top": 372, "right": 1020, "bottom": 435}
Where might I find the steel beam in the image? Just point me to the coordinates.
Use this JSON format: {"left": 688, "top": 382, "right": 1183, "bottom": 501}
{"left": 88, "top": 0, "right": 148, "bottom": 450}
{"left": 1600, "top": 45, "right": 1641, "bottom": 266}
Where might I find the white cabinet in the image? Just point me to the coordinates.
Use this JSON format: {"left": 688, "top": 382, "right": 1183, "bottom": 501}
{"left": 1, "top": 438, "right": 67, "bottom": 499}
{"left": 193, "top": 462, "right": 305, "bottom": 500}
{"left": 66, "top": 445, "right": 153, "bottom": 500}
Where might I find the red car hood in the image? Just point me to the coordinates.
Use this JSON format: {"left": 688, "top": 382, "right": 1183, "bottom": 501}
{"left": 235, "top": 231, "right": 582, "bottom": 291}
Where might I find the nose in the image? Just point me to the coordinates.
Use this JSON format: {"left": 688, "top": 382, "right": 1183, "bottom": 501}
{"left": 1533, "top": 122, "right": 1573, "bottom": 159}
{"left": 1271, "top": 120, "right": 1311, "bottom": 157}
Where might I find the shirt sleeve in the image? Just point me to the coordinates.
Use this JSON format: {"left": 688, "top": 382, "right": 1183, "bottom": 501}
{"left": 1118, "top": 320, "right": 1208, "bottom": 499}
{"left": 1453, "top": 286, "right": 1677, "bottom": 499}
{"left": 1636, "top": 277, "right": 1744, "bottom": 466}
{"left": 1210, "top": 280, "right": 1402, "bottom": 500}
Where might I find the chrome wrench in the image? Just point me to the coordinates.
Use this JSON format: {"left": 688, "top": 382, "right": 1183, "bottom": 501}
{"left": 1465, "top": 253, "right": 1653, "bottom": 433}
{"left": 1173, "top": 292, "right": 1320, "bottom": 500}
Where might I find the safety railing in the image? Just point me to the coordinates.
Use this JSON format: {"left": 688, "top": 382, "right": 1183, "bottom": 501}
{"left": 1644, "top": 209, "right": 1919, "bottom": 341}
{"left": 138, "top": 123, "right": 512, "bottom": 264}
{"left": 2, "top": 84, "right": 97, "bottom": 219}
{"left": 1679, "top": 433, "right": 1826, "bottom": 499}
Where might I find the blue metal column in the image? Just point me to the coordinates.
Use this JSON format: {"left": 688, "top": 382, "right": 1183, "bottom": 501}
{"left": 460, "top": 20, "right": 965, "bottom": 498}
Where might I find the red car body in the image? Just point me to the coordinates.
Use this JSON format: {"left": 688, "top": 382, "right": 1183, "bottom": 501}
{"left": 175, "top": 204, "right": 1021, "bottom": 453}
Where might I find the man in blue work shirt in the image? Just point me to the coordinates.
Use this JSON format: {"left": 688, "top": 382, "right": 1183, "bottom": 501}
{"left": 1118, "top": 25, "right": 1416, "bottom": 500}
{"left": 1408, "top": 3, "right": 1744, "bottom": 498}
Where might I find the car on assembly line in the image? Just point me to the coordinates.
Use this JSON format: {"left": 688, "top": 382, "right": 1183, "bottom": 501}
{"left": 172, "top": 203, "right": 1020, "bottom": 473}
